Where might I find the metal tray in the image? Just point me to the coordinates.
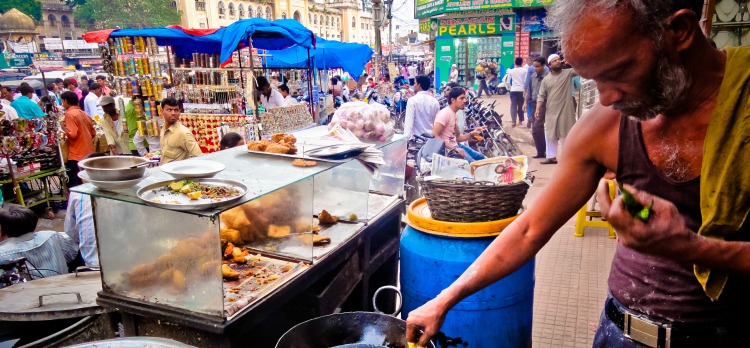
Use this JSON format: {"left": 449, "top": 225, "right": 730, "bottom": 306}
{"left": 136, "top": 178, "right": 247, "bottom": 211}
{"left": 245, "top": 147, "right": 352, "bottom": 164}
{"left": 304, "top": 144, "right": 371, "bottom": 160}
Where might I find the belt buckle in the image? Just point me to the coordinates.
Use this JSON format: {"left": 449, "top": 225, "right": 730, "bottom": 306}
{"left": 623, "top": 312, "right": 671, "bottom": 348}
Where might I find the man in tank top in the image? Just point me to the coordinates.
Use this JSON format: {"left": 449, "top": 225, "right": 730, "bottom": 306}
{"left": 405, "top": 1, "right": 750, "bottom": 347}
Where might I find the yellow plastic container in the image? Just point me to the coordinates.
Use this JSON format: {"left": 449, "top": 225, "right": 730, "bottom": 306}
{"left": 405, "top": 198, "right": 519, "bottom": 238}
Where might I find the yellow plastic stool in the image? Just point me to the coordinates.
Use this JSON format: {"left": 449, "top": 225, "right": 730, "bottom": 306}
{"left": 575, "top": 180, "right": 616, "bottom": 239}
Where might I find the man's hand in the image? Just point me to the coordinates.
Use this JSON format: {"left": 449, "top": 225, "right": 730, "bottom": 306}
{"left": 470, "top": 126, "right": 487, "bottom": 136}
{"left": 406, "top": 298, "right": 448, "bottom": 347}
{"left": 596, "top": 180, "right": 697, "bottom": 262}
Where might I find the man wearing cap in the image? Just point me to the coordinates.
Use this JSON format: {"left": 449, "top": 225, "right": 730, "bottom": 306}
{"left": 63, "top": 78, "right": 82, "bottom": 101}
{"left": 534, "top": 54, "right": 578, "bottom": 164}
{"left": 99, "top": 96, "right": 128, "bottom": 155}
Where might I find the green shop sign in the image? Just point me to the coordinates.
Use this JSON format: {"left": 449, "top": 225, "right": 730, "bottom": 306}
{"left": 417, "top": 0, "right": 553, "bottom": 18}
{"left": 436, "top": 15, "right": 515, "bottom": 37}
{"left": 416, "top": 0, "right": 444, "bottom": 18}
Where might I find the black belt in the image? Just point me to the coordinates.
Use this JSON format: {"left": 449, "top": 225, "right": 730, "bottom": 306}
{"left": 605, "top": 298, "right": 739, "bottom": 348}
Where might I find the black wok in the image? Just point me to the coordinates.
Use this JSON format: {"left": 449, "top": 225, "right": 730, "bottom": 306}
{"left": 276, "top": 286, "right": 435, "bottom": 348}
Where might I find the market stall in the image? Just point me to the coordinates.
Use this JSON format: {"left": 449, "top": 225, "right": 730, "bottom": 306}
{"left": 0, "top": 113, "right": 66, "bottom": 211}
{"left": 71, "top": 129, "right": 407, "bottom": 347}
{"left": 83, "top": 19, "right": 316, "bottom": 152}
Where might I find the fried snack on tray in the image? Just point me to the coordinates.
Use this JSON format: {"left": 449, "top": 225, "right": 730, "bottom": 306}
{"left": 220, "top": 228, "right": 243, "bottom": 245}
{"left": 222, "top": 264, "right": 240, "bottom": 280}
{"left": 232, "top": 247, "right": 248, "bottom": 264}
{"left": 248, "top": 134, "right": 298, "bottom": 154}
{"left": 292, "top": 159, "right": 317, "bottom": 167}
{"left": 246, "top": 141, "right": 267, "bottom": 151}
{"left": 271, "top": 133, "right": 297, "bottom": 145}
{"left": 265, "top": 143, "right": 293, "bottom": 154}
{"left": 318, "top": 209, "right": 339, "bottom": 224}
{"left": 268, "top": 225, "right": 291, "bottom": 238}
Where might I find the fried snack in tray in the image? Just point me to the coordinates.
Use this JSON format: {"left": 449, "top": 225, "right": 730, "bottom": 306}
{"left": 220, "top": 186, "right": 304, "bottom": 243}
{"left": 292, "top": 159, "right": 317, "bottom": 167}
{"left": 246, "top": 133, "right": 298, "bottom": 154}
{"left": 222, "top": 253, "right": 309, "bottom": 317}
{"left": 120, "top": 232, "right": 218, "bottom": 294}
{"left": 318, "top": 209, "right": 339, "bottom": 224}
{"left": 268, "top": 225, "right": 291, "bottom": 238}
{"left": 265, "top": 143, "right": 294, "bottom": 154}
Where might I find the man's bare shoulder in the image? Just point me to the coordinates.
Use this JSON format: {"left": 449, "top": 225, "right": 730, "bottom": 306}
{"left": 566, "top": 103, "right": 620, "bottom": 170}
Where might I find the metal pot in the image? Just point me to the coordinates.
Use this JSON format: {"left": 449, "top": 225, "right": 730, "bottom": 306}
{"left": 78, "top": 156, "right": 149, "bottom": 181}
{"left": 276, "top": 286, "right": 435, "bottom": 348}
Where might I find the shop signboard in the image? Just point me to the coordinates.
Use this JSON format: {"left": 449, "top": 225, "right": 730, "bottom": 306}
{"left": 415, "top": 0, "right": 444, "bottom": 18}
{"left": 445, "top": 0, "right": 513, "bottom": 12}
{"left": 418, "top": 0, "right": 552, "bottom": 18}
{"left": 419, "top": 18, "right": 432, "bottom": 33}
{"left": 513, "top": 0, "right": 553, "bottom": 7}
{"left": 436, "top": 15, "right": 515, "bottom": 37}
{"left": 514, "top": 31, "right": 530, "bottom": 60}
{"left": 31, "top": 52, "right": 66, "bottom": 72}
{"left": 3, "top": 53, "right": 34, "bottom": 68}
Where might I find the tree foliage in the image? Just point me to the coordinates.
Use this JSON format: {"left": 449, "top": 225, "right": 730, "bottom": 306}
{"left": 74, "top": 0, "right": 181, "bottom": 29}
{"left": 0, "top": 0, "right": 43, "bottom": 21}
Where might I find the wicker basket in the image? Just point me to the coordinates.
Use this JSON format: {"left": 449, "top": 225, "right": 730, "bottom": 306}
{"left": 419, "top": 177, "right": 533, "bottom": 223}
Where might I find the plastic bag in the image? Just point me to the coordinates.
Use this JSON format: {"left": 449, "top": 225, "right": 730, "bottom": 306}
{"left": 329, "top": 102, "right": 395, "bottom": 143}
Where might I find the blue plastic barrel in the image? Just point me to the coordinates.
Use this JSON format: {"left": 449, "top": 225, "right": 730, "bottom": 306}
{"left": 400, "top": 207, "right": 534, "bottom": 347}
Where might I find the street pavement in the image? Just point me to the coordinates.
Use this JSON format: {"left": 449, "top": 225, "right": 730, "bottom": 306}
{"left": 478, "top": 93, "right": 617, "bottom": 347}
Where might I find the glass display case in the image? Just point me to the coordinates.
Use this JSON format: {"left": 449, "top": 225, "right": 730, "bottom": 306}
{"left": 74, "top": 145, "right": 374, "bottom": 319}
{"left": 370, "top": 134, "right": 407, "bottom": 197}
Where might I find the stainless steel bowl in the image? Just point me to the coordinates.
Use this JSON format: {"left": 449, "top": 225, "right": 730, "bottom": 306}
{"left": 78, "top": 156, "right": 149, "bottom": 181}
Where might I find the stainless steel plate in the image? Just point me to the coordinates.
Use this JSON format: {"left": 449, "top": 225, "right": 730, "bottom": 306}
{"left": 159, "top": 160, "right": 225, "bottom": 179}
{"left": 136, "top": 178, "right": 247, "bottom": 211}
{"left": 79, "top": 169, "right": 151, "bottom": 191}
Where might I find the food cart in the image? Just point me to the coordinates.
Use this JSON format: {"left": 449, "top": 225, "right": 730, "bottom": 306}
{"left": 71, "top": 131, "right": 407, "bottom": 347}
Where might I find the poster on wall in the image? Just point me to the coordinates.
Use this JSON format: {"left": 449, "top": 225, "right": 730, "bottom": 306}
{"left": 514, "top": 31, "right": 530, "bottom": 59}
{"left": 417, "top": 0, "right": 553, "bottom": 18}
{"left": 521, "top": 8, "right": 549, "bottom": 32}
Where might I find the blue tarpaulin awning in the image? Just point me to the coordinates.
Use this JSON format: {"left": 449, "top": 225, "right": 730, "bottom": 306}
{"left": 85, "top": 19, "right": 315, "bottom": 65}
{"left": 218, "top": 19, "right": 315, "bottom": 65}
{"left": 263, "top": 37, "right": 373, "bottom": 80}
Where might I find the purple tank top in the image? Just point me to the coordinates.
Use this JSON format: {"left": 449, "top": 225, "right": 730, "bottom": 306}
{"left": 610, "top": 116, "right": 750, "bottom": 324}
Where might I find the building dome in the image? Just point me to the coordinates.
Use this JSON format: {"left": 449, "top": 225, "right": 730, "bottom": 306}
{"left": 0, "top": 8, "right": 37, "bottom": 32}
